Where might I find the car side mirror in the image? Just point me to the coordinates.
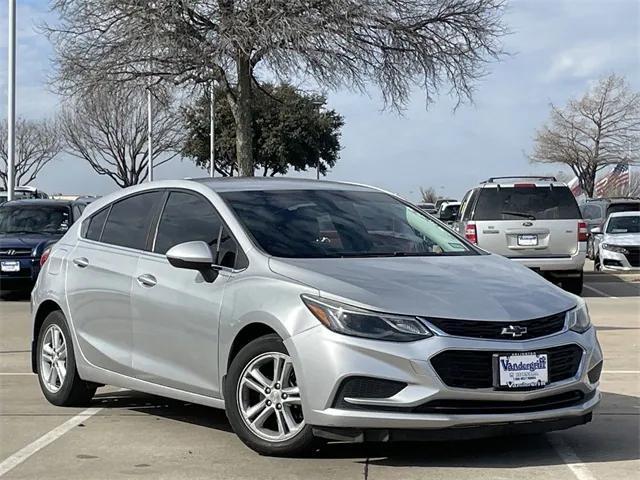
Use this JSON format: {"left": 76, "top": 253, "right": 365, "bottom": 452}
{"left": 590, "top": 226, "right": 602, "bottom": 235}
{"left": 166, "top": 241, "right": 219, "bottom": 281}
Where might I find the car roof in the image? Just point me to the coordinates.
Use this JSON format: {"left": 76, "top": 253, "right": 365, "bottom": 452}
{"left": 609, "top": 211, "right": 640, "bottom": 218}
{"left": 583, "top": 197, "right": 640, "bottom": 204}
{"left": 193, "top": 177, "right": 376, "bottom": 193}
{"left": 1, "top": 199, "right": 71, "bottom": 207}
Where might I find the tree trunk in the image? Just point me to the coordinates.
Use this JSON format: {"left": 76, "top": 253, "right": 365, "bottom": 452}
{"left": 235, "top": 53, "right": 254, "bottom": 176}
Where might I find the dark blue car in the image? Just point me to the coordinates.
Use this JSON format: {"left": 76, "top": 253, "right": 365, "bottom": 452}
{"left": 0, "top": 198, "right": 95, "bottom": 294}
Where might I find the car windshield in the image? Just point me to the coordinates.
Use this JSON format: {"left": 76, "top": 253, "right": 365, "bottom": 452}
{"left": 474, "top": 186, "right": 580, "bottom": 220}
{"left": 606, "top": 215, "right": 640, "bottom": 234}
{"left": 221, "top": 190, "right": 475, "bottom": 258}
{"left": 0, "top": 206, "right": 70, "bottom": 234}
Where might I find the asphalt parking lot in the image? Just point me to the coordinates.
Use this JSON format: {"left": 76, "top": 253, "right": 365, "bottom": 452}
{"left": 0, "top": 273, "right": 638, "bottom": 480}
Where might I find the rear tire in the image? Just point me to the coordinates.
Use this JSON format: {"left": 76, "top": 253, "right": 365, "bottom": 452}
{"left": 36, "top": 310, "right": 96, "bottom": 407}
{"left": 224, "top": 334, "right": 316, "bottom": 456}
{"left": 594, "top": 255, "right": 602, "bottom": 272}
{"left": 562, "top": 272, "right": 584, "bottom": 295}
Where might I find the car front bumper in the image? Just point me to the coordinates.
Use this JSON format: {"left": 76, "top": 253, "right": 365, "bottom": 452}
{"left": 0, "top": 257, "right": 40, "bottom": 291}
{"left": 286, "top": 324, "right": 602, "bottom": 432}
{"left": 600, "top": 247, "right": 640, "bottom": 271}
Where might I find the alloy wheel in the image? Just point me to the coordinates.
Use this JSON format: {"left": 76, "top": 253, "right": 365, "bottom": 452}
{"left": 237, "top": 352, "right": 304, "bottom": 442}
{"left": 40, "top": 325, "right": 68, "bottom": 393}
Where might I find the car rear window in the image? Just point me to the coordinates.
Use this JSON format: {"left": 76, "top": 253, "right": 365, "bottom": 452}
{"left": 474, "top": 186, "right": 580, "bottom": 221}
{"left": 607, "top": 203, "right": 640, "bottom": 216}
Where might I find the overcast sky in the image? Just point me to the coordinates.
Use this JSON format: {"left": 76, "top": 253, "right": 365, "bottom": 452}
{"left": 1, "top": 0, "right": 638, "bottom": 201}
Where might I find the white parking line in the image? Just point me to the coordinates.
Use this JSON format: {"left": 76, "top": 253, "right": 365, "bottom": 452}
{"left": 602, "top": 370, "right": 640, "bottom": 374}
{"left": 548, "top": 436, "right": 598, "bottom": 480}
{"left": 0, "top": 407, "right": 102, "bottom": 477}
{"left": 584, "top": 284, "right": 619, "bottom": 299}
{"left": 0, "top": 373, "right": 34, "bottom": 376}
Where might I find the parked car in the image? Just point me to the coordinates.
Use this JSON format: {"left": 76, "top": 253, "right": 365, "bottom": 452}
{"left": 579, "top": 197, "right": 640, "bottom": 260}
{"left": 31, "top": 178, "right": 601, "bottom": 456}
{"left": 416, "top": 202, "right": 437, "bottom": 214}
{"left": 0, "top": 197, "right": 94, "bottom": 293}
{"left": 435, "top": 197, "right": 457, "bottom": 212}
{"left": 455, "top": 176, "right": 587, "bottom": 294}
{"left": 591, "top": 211, "right": 640, "bottom": 272}
{"left": 0, "top": 186, "right": 48, "bottom": 205}
{"left": 437, "top": 201, "right": 461, "bottom": 225}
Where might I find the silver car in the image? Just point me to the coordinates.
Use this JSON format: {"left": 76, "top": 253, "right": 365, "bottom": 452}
{"left": 455, "top": 177, "right": 587, "bottom": 295}
{"left": 31, "top": 178, "right": 602, "bottom": 456}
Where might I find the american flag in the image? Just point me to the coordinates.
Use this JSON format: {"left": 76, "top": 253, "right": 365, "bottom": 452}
{"left": 595, "top": 162, "right": 630, "bottom": 197}
{"left": 567, "top": 176, "right": 582, "bottom": 197}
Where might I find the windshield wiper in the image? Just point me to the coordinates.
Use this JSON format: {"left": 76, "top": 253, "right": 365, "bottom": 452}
{"left": 337, "top": 251, "right": 437, "bottom": 258}
{"left": 501, "top": 211, "right": 536, "bottom": 220}
{"left": 1, "top": 230, "right": 42, "bottom": 234}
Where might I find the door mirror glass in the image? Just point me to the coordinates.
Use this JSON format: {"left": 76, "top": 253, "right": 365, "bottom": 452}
{"left": 166, "top": 241, "right": 215, "bottom": 271}
{"left": 590, "top": 226, "right": 602, "bottom": 235}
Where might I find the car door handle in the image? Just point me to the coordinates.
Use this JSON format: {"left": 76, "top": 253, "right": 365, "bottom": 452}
{"left": 137, "top": 274, "right": 157, "bottom": 287}
{"left": 72, "top": 257, "right": 89, "bottom": 268}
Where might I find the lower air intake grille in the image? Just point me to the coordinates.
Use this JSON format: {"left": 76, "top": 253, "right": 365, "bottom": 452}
{"left": 332, "top": 376, "right": 406, "bottom": 410}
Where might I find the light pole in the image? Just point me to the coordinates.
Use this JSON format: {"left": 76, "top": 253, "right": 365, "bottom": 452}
{"left": 147, "top": 88, "right": 153, "bottom": 181}
{"left": 210, "top": 82, "right": 215, "bottom": 177}
{"left": 7, "top": 0, "right": 16, "bottom": 200}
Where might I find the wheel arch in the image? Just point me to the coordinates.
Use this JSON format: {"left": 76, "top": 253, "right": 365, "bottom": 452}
{"left": 226, "top": 323, "right": 281, "bottom": 374}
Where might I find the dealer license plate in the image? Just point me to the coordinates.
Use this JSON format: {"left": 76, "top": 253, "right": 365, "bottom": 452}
{"left": 494, "top": 352, "right": 548, "bottom": 389}
{"left": 518, "top": 234, "right": 538, "bottom": 246}
{"left": 1, "top": 260, "right": 20, "bottom": 272}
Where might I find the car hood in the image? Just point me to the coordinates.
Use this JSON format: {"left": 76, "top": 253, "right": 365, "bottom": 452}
{"left": 0, "top": 233, "right": 61, "bottom": 251}
{"left": 602, "top": 233, "right": 640, "bottom": 246}
{"left": 269, "top": 254, "right": 576, "bottom": 321}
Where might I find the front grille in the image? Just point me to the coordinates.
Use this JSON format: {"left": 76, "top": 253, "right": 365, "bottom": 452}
{"left": 412, "top": 390, "right": 593, "bottom": 415}
{"left": 430, "top": 344, "right": 583, "bottom": 389}
{"left": 332, "top": 376, "right": 407, "bottom": 410}
{"left": 0, "top": 248, "right": 32, "bottom": 258}
{"left": 624, "top": 246, "right": 640, "bottom": 267}
{"left": 427, "top": 312, "right": 567, "bottom": 340}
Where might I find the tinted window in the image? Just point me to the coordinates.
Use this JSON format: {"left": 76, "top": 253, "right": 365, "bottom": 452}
{"left": 154, "top": 192, "right": 222, "bottom": 255}
{"left": 101, "top": 191, "right": 163, "bottom": 250}
{"left": 85, "top": 208, "right": 109, "bottom": 241}
{"left": 581, "top": 204, "right": 603, "bottom": 220}
{"left": 474, "top": 186, "right": 580, "bottom": 220}
{"left": 0, "top": 205, "right": 70, "bottom": 234}
{"left": 222, "top": 190, "right": 474, "bottom": 259}
{"left": 463, "top": 189, "right": 480, "bottom": 221}
{"left": 607, "top": 203, "right": 640, "bottom": 216}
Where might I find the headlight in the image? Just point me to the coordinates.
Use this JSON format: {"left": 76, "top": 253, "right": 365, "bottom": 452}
{"left": 566, "top": 299, "right": 592, "bottom": 333}
{"left": 301, "top": 295, "right": 432, "bottom": 342}
{"left": 602, "top": 243, "right": 628, "bottom": 254}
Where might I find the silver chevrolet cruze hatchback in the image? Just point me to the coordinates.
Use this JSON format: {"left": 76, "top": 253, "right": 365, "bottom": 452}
{"left": 31, "top": 178, "right": 602, "bottom": 456}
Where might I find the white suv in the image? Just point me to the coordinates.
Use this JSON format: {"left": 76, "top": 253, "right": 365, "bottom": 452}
{"left": 456, "top": 176, "right": 587, "bottom": 294}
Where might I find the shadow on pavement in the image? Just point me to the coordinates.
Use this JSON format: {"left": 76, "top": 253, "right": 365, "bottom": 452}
{"left": 92, "top": 390, "right": 233, "bottom": 433}
{"left": 93, "top": 390, "right": 639, "bottom": 466}
{"left": 582, "top": 273, "right": 640, "bottom": 298}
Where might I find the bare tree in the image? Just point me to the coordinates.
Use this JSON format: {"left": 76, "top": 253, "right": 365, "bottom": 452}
{"left": 0, "top": 118, "right": 62, "bottom": 189}
{"left": 47, "top": 0, "right": 507, "bottom": 176}
{"left": 60, "top": 88, "right": 183, "bottom": 188}
{"left": 419, "top": 186, "right": 439, "bottom": 203}
{"left": 530, "top": 74, "right": 640, "bottom": 197}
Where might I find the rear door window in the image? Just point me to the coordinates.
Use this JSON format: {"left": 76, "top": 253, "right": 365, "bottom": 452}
{"left": 474, "top": 186, "right": 580, "bottom": 220}
{"left": 101, "top": 191, "right": 163, "bottom": 250}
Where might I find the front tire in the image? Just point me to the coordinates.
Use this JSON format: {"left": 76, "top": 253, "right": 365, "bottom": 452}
{"left": 224, "top": 334, "right": 315, "bottom": 456}
{"left": 36, "top": 310, "right": 96, "bottom": 407}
